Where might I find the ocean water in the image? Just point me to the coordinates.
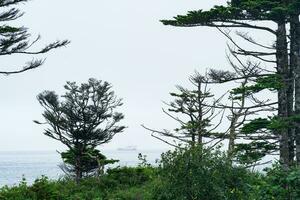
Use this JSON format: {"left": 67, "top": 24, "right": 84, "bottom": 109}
{"left": 0, "top": 149, "right": 164, "bottom": 187}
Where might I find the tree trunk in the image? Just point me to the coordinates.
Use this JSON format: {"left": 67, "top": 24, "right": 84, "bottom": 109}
{"left": 191, "top": 129, "right": 196, "bottom": 147}
{"left": 291, "top": 14, "right": 300, "bottom": 165}
{"left": 75, "top": 155, "right": 82, "bottom": 184}
{"left": 228, "top": 116, "right": 237, "bottom": 160}
{"left": 228, "top": 81, "right": 246, "bottom": 161}
{"left": 197, "top": 82, "right": 203, "bottom": 145}
{"left": 74, "top": 144, "right": 83, "bottom": 184}
{"left": 288, "top": 18, "right": 296, "bottom": 163}
{"left": 277, "top": 21, "right": 290, "bottom": 167}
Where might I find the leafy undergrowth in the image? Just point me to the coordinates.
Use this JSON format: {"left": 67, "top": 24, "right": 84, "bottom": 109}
{"left": 1, "top": 147, "right": 300, "bottom": 200}
{"left": 0, "top": 166, "right": 157, "bottom": 200}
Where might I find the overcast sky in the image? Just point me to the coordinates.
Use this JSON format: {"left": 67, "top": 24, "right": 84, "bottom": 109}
{"left": 0, "top": 0, "right": 246, "bottom": 151}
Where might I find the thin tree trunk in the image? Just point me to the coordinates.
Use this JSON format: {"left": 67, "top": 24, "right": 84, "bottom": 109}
{"left": 227, "top": 80, "right": 247, "bottom": 161}
{"left": 197, "top": 82, "right": 203, "bottom": 145}
{"left": 228, "top": 115, "right": 237, "bottom": 159}
{"left": 291, "top": 14, "right": 300, "bottom": 165}
{"left": 277, "top": 21, "right": 290, "bottom": 167}
{"left": 75, "top": 144, "right": 83, "bottom": 184}
{"left": 75, "top": 155, "right": 82, "bottom": 184}
{"left": 287, "top": 15, "right": 296, "bottom": 164}
{"left": 191, "top": 129, "right": 196, "bottom": 147}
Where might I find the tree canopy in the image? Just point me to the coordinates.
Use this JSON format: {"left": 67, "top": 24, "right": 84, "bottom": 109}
{"left": 35, "top": 78, "right": 125, "bottom": 182}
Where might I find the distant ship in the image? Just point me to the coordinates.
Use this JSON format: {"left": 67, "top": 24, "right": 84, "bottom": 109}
{"left": 117, "top": 146, "right": 137, "bottom": 151}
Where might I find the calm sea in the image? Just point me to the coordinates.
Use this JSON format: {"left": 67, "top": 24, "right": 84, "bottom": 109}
{"left": 0, "top": 149, "right": 165, "bottom": 186}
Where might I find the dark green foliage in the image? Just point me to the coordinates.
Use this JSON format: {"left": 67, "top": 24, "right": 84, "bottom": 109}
{"left": 106, "top": 166, "right": 156, "bottom": 187}
{"left": 0, "top": 177, "right": 63, "bottom": 200}
{"left": 235, "top": 114, "right": 300, "bottom": 164}
{"left": 234, "top": 117, "right": 283, "bottom": 164}
{"left": 161, "top": 6, "right": 245, "bottom": 26}
{"left": 107, "top": 184, "right": 154, "bottom": 200}
{"left": 231, "top": 74, "right": 284, "bottom": 98}
{"left": 29, "top": 177, "right": 62, "bottom": 200}
{"left": 255, "top": 164, "right": 300, "bottom": 200}
{"left": 241, "top": 117, "right": 289, "bottom": 134}
{"left": 60, "top": 148, "right": 118, "bottom": 178}
{"left": 160, "top": 0, "right": 292, "bottom": 167}
{"left": 161, "top": 0, "right": 299, "bottom": 27}
{"left": 2, "top": 152, "right": 300, "bottom": 200}
{"left": 36, "top": 78, "right": 125, "bottom": 149}
{"left": 241, "top": 118, "right": 271, "bottom": 134}
{"left": 61, "top": 148, "right": 104, "bottom": 174}
{"left": 153, "top": 146, "right": 258, "bottom": 200}
{"left": 0, "top": 0, "right": 69, "bottom": 75}
{"left": 235, "top": 142, "right": 277, "bottom": 164}
{"left": 0, "top": 166, "right": 156, "bottom": 200}
{"left": 36, "top": 78, "right": 125, "bottom": 181}
{"left": 0, "top": 179, "right": 32, "bottom": 200}
{"left": 233, "top": 0, "right": 288, "bottom": 20}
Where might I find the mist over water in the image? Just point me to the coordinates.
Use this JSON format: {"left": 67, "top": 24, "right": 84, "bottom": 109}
{"left": 0, "top": 149, "right": 164, "bottom": 186}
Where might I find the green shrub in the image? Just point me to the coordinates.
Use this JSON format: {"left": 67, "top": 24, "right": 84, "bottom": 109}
{"left": 152, "top": 146, "right": 259, "bottom": 200}
{"left": 6, "top": 150, "right": 300, "bottom": 200}
{"left": 254, "top": 164, "right": 300, "bottom": 200}
{"left": 29, "top": 176, "right": 62, "bottom": 200}
{"left": 0, "top": 165, "right": 156, "bottom": 200}
{"left": 106, "top": 166, "right": 155, "bottom": 187}
{"left": 108, "top": 184, "right": 154, "bottom": 200}
{"left": 0, "top": 178, "right": 33, "bottom": 200}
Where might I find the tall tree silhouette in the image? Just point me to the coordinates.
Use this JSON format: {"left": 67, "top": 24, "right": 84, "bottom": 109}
{"left": 35, "top": 79, "right": 125, "bottom": 183}
{"left": 162, "top": 0, "right": 300, "bottom": 167}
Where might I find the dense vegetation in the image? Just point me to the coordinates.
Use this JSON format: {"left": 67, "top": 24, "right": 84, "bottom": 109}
{"left": 1, "top": 146, "right": 300, "bottom": 200}
{"left": 1, "top": 0, "right": 300, "bottom": 199}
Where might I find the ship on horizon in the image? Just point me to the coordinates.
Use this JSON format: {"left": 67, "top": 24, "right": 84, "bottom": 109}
{"left": 117, "top": 146, "right": 137, "bottom": 151}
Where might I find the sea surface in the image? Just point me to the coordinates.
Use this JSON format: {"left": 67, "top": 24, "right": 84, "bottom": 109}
{"left": 0, "top": 149, "right": 165, "bottom": 187}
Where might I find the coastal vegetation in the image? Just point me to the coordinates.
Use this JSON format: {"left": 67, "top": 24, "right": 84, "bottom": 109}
{"left": 1, "top": 146, "right": 300, "bottom": 199}
{"left": 35, "top": 78, "right": 125, "bottom": 183}
{"left": 0, "top": 0, "right": 300, "bottom": 199}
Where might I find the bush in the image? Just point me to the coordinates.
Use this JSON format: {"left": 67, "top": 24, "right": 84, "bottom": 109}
{"left": 4, "top": 149, "right": 300, "bottom": 200}
{"left": 106, "top": 166, "right": 156, "bottom": 187}
{"left": 254, "top": 164, "right": 300, "bottom": 200}
{"left": 0, "top": 178, "right": 32, "bottom": 200}
{"left": 152, "top": 146, "right": 259, "bottom": 200}
{"left": 108, "top": 184, "right": 154, "bottom": 200}
{"left": 29, "top": 176, "right": 62, "bottom": 199}
{"left": 0, "top": 165, "right": 156, "bottom": 200}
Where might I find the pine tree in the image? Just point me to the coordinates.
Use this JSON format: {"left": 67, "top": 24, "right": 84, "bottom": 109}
{"left": 202, "top": 53, "right": 279, "bottom": 165}
{"left": 143, "top": 72, "right": 225, "bottom": 148}
{"left": 161, "top": 0, "right": 300, "bottom": 167}
{"left": 35, "top": 78, "right": 125, "bottom": 183}
{"left": 0, "top": 0, "right": 69, "bottom": 75}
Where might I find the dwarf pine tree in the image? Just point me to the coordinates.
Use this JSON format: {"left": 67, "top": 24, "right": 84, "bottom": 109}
{"left": 35, "top": 78, "right": 125, "bottom": 183}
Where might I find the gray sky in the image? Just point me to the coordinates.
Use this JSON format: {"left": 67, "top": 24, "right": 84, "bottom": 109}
{"left": 0, "top": 0, "right": 237, "bottom": 151}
